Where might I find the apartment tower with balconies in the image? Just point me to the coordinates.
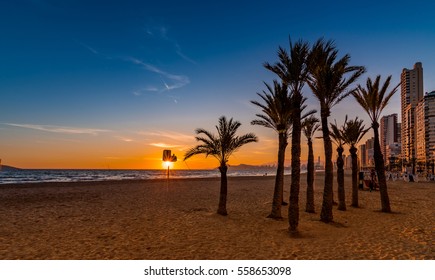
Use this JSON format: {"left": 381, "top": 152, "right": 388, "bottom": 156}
{"left": 401, "top": 62, "right": 423, "bottom": 162}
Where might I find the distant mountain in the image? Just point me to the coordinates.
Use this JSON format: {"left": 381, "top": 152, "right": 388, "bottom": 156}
{"left": 0, "top": 165, "right": 21, "bottom": 171}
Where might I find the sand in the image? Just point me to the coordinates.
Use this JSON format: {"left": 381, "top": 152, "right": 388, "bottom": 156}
{"left": 0, "top": 173, "right": 433, "bottom": 260}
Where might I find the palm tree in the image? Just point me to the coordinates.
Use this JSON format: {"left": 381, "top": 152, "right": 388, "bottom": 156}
{"left": 330, "top": 119, "right": 346, "bottom": 211}
{"left": 410, "top": 157, "right": 417, "bottom": 175}
{"left": 264, "top": 39, "right": 310, "bottom": 232}
{"left": 307, "top": 38, "right": 365, "bottom": 222}
{"left": 352, "top": 75, "right": 400, "bottom": 212}
{"left": 341, "top": 116, "right": 369, "bottom": 208}
{"left": 302, "top": 115, "right": 320, "bottom": 213}
{"left": 251, "top": 80, "right": 292, "bottom": 220}
{"left": 184, "top": 116, "right": 258, "bottom": 216}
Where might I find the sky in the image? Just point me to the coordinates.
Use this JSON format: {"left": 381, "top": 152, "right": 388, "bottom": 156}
{"left": 1, "top": 0, "right": 434, "bottom": 169}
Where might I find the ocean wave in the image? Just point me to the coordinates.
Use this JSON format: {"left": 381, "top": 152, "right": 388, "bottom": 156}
{"left": 0, "top": 168, "right": 302, "bottom": 184}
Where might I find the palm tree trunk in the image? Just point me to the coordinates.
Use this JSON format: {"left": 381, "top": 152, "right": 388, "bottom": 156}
{"left": 320, "top": 108, "right": 334, "bottom": 223}
{"left": 411, "top": 157, "right": 417, "bottom": 175}
{"left": 306, "top": 139, "right": 315, "bottom": 213}
{"left": 268, "top": 132, "right": 287, "bottom": 220}
{"left": 218, "top": 164, "right": 228, "bottom": 216}
{"left": 372, "top": 123, "right": 391, "bottom": 212}
{"left": 336, "top": 146, "right": 346, "bottom": 211}
{"left": 289, "top": 94, "right": 302, "bottom": 233}
{"left": 350, "top": 146, "right": 359, "bottom": 207}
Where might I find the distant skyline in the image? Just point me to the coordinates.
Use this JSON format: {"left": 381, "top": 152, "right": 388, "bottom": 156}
{"left": 1, "top": 0, "right": 435, "bottom": 169}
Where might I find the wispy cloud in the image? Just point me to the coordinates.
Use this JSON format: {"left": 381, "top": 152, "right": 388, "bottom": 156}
{"left": 140, "top": 130, "right": 194, "bottom": 142}
{"left": 175, "top": 43, "right": 197, "bottom": 65}
{"left": 132, "top": 89, "right": 179, "bottom": 103}
{"left": 3, "top": 123, "right": 110, "bottom": 135}
{"left": 132, "top": 86, "right": 159, "bottom": 96}
{"left": 145, "top": 25, "right": 169, "bottom": 40}
{"left": 76, "top": 41, "right": 115, "bottom": 60}
{"left": 145, "top": 24, "right": 197, "bottom": 65}
{"left": 150, "top": 143, "right": 182, "bottom": 148}
{"left": 114, "top": 136, "right": 138, "bottom": 143}
{"left": 139, "top": 130, "right": 194, "bottom": 151}
{"left": 117, "top": 136, "right": 134, "bottom": 142}
{"left": 78, "top": 42, "right": 99, "bottom": 55}
{"left": 127, "top": 57, "right": 190, "bottom": 92}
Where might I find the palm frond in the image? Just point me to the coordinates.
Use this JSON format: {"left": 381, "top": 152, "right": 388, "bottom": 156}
{"left": 301, "top": 109, "right": 317, "bottom": 121}
{"left": 251, "top": 115, "right": 276, "bottom": 131}
{"left": 341, "top": 115, "right": 369, "bottom": 147}
{"left": 184, "top": 116, "right": 257, "bottom": 166}
{"left": 302, "top": 115, "right": 320, "bottom": 140}
{"left": 307, "top": 38, "right": 365, "bottom": 112}
{"left": 329, "top": 119, "right": 345, "bottom": 147}
{"left": 264, "top": 38, "right": 310, "bottom": 94}
{"left": 184, "top": 145, "right": 215, "bottom": 161}
{"left": 352, "top": 75, "right": 399, "bottom": 124}
{"left": 251, "top": 80, "right": 293, "bottom": 134}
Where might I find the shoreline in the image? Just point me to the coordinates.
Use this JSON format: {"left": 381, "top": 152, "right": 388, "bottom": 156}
{"left": 0, "top": 168, "right": 303, "bottom": 185}
{"left": 0, "top": 173, "right": 433, "bottom": 260}
{"left": 0, "top": 174, "right": 279, "bottom": 189}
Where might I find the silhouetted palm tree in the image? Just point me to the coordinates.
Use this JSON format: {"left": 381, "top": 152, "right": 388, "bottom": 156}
{"left": 302, "top": 115, "right": 320, "bottom": 213}
{"left": 264, "top": 39, "right": 310, "bottom": 233}
{"left": 307, "top": 38, "right": 365, "bottom": 222}
{"left": 184, "top": 116, "right": 258, "bottom": 215}
{"left": 341, "top": 116, "right": 369, "bottom": 208}
{"left": 410, "top": 157, "right": 417, "bottom": 175}
{"left": 352, "top": 75, "right": 400, "bottom": 213}
{"left": 251, "top": 80, "right": 292, "bottom": 220}
{"left": 330, "top": 119, "right": 346, "bottom": 211}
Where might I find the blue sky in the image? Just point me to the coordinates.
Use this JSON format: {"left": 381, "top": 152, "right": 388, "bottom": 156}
{"left": 1, "top": 0, "right": 434, "bottom": 168}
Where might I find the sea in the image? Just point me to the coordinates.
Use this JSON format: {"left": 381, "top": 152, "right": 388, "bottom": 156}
{"left": 0, "top": 168, "right": 293, "bottom": 184}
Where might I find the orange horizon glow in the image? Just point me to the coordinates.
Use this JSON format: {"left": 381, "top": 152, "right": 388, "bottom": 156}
{"left": 3, "top": 148, "right": 320, "bottom": 170}
{"left": 1, "top": 126, "right": 372, "bottom": 170}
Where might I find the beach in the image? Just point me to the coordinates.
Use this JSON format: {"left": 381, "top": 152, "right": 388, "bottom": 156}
{"left": 0, "top": 173, "right": 433, "bottom": 260}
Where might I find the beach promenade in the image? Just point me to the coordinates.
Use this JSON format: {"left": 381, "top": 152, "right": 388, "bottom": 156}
{"left": 0, "top": 173, "right": 433, "bottom": 260}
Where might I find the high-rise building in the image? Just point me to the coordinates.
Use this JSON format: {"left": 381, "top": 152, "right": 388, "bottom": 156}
{"left": 401, "top": 62, "right": 424, "bottom": 162}
{"left": 415, "top": 91, "right": 435, "bottom": 163}
{"left": 366, "top": 137, "right": 375, "bottom": 167}
{"left": 425, "top": 91, "right": 435, "bottom": 163}
{"left": 359, "top": 143, "right": 366, "bottom": 168}
{"left": 397, "top": 123, "right": 402, "bottom": 144}
{"left": 416, "top": 100, "right": 426, "bottom": 162}
{"left": 380, "top": 114, "right": 398, "bottom": 161}
{"left": 385, "top": 143, "right": 401, "bottom": 166}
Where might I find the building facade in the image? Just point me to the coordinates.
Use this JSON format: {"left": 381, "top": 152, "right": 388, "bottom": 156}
{"left": 358, "top": 138, "right": 374, "bottom": 168}
{"left": 425, "top": 91, "right": 435, "bottom": 164}
{"left": 359, "top": 143, "right": 366, "bottom": 168}
{"left": 416, "top": 100, "right": 426, "bottom": 162}
{"left": 385, "top": 142, "right": 401, "bottom": 168}
{"left": 401, "top": 62, "right": 424, "bottom": 162}
{"left": 380, "top": 114, "right": 398, "bottom": 162}
{"left": 415, "top": 91, "right": 435, "bottom": 164}
{"left": 366, "top": 137, "right": 374, "bottom": 167}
